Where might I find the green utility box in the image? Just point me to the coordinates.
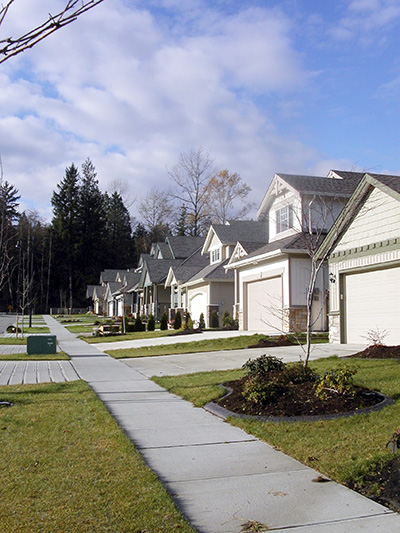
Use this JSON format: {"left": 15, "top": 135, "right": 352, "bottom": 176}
{"left": 27, "top": 335, "right": 57, "bottom": 355}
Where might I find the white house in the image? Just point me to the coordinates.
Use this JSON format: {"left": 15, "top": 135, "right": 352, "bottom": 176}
{"left": 226, "top": 171, "right": 362, "bottom": 333}
{"left": 317, "top": 172, "right": 400, "bottom": 344}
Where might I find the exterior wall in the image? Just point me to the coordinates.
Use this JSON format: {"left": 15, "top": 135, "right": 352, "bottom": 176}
{"left": 268, "top": 192, "right": 301, "bottom": 242}
{"left": 335, "top": 188, "right": 400, "bottom": 252}
{"left": 209, "top": 281, "right": 234, "bottom": 321}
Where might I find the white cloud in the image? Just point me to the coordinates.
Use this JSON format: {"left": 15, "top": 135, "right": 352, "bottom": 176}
{"left": 0, "top": 0, "right": 331, "bottom": 223}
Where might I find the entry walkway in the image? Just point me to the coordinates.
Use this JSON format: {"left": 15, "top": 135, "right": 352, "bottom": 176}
{"left": 32, "top": 315, "right": 400, "bottom": 532}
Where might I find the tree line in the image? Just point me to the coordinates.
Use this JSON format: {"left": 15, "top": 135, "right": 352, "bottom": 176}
{"left": 0, "top": 148, "right": 253, "bottom": 313}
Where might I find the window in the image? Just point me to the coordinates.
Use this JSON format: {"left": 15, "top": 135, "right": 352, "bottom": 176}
{"left": 276, "top": 205, "right": 293, "bottom": 234}
{"left": 211, "top": 248, "right": 221, "bottom": 263}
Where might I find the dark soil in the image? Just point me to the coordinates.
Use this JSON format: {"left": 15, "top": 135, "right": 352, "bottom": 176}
{"left": 248, "top": 335, "right": 296, "bottom": 349}
{"left": 217, "top": 378, "right": 382, "bottom": 418}
{"left": 348, "top": 455, "right": 400, "bottom": 512}
{"left": 347, "top": 344, "right": 400, "bottom": 359}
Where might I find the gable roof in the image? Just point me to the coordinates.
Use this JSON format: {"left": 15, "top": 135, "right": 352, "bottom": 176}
{"left": 166, "top": 235, "right": 205, "bottom": 259}
{"left": 185, "top": 258, "right": 234, "bottom": 286}
{"left": 202, "top": 220, "right": 268, "bottom": 253}
{"left": 317, "top": 172, "right": 400, "bottom": 260}
{"left": 100, "top": 269, "right": 119, "bottom": 284}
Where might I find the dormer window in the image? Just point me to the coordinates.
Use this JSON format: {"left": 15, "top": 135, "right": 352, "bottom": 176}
{"left": 211, "top": 248, "right": 221, "bottom": 264}
{"left": 276, "top": 205, "right": 293, "bottom": 234}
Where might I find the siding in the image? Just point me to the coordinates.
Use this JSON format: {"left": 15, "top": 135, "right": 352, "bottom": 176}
{"left": 335, "top": 188, "right": 400, "bottom": 252}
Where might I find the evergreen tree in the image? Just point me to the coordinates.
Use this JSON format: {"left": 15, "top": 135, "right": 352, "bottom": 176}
{"left": 77, "top": 159, "right": 106, "bottom": 287}
{"left": 133, "top": 222, "right": 151, "bottom": 256}
{"left": 51, "top": 163, "right": 81, "bottom": 310}
{"left": 104, "top": 191, "right": 135, "bottom": 268}
{"left": 175, "top": 205, "right": 188, "bottom": 236}
{"left": 0, "top": 180, "right": 20, "bottom": 305}
{"left": 160, "top": 312, "right": 168, "bottom": 330}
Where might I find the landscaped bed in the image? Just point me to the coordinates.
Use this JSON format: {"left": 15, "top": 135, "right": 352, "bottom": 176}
{"left": 154, "top": 351, "right": 400, "bottom": 513}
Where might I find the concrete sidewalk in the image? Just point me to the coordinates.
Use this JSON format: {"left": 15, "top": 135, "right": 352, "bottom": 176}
{"left": 37, "top": 315, "right": 400, "bottom": 532}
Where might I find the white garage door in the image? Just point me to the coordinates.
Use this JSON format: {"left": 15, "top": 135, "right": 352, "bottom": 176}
{"left": 245, "top": 276, "right": 283, "bottom": 332}
{"left": 344, "top": 266, "right": 400, "bottom": 344}
{"left": 190, "top": 293, "right": 207, "bottom": 324}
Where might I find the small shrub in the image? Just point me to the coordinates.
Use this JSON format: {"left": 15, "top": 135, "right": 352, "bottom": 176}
{"left": 126, "top": 322, "right": 135, "bottom": 332}
{"left": 363, "top": 328, "right": 389, "bottom": 347}
{"left": 147, "top": 314, "right": 155, "bottom": 331}
{"left": 174, "top": 311, "right": 182, "bottom": 330}
{"left": 199, "top": 312, "right": 205, "bottom": 330}
{"left": 134, "top": 315, "right": 144, "bottom": 332}
{"left": 185, "top": 312, "right": 194, "bottom": 330}
{"left": 160, "top": 312, "right": 168, "bottom": 330}
{"left": 242, "top": 355, "right": 285, "bottom": 379}
{"left": 210, "top": 310, "right": 219, "bottom": 328}
{"left": 314, "top": 363, "right": 358, "bottom": 400}
{"left": 242, "top": 376, "right": 284, "bottom": 404}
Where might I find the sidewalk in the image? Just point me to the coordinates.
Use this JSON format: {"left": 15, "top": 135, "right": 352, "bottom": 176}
{"left": 38, "top": 315, "right": 400, "bottom": 532}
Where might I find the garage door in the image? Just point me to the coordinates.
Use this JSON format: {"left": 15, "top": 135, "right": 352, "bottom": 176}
{"left": 344, "top": 266, "right": 400, "bottom": 344}
{"left": 190, "top": 293, "right": 207, "bottom": 324}
{"left": 245, "top": 276, "right": 283, "bottom": 332}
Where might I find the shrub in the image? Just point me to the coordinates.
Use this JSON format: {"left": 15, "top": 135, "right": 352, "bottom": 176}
{"left": 199, "top": 312, "right": 205, "bottom": 330}
{"left": 314, "top": 363, "right": 358, "bottom": 400}
{"left": 242, "top": 376, "right": 283, "bottom": 404}
{"left": 242, "top": 354, "right": 285, "bottom": 379}
{"left": 147, "top": 314, "right": 155, "bottom": 331}
{"left": 160, "top": 312, "right": 168, "bottom": 330}
{"left": 210, "top": 310, "right": 219, "bottom": 328}
{"left": 174, "top": 310, "right": 182, "bottom": 330}
{"left": 279, "top": 362, "right": 318, "bottom": 385}
{"left": 126, "top": 322, "right": 135, "bottom": 332}
{"left": 134, "top": 315, "right": 145, "bottom": 332}
{"left": 184, "top": 312, "right": 193, "bottom": 330}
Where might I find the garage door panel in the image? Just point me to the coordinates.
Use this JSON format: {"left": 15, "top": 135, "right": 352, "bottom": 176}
{"left": 344, "top": 266, "right": 400, "bottom": 344}
{"left": 190, "top": 293, "right": 206, "bottom": 323}
{"left": 246, "top": 276, "right": 283, "bottom": 332}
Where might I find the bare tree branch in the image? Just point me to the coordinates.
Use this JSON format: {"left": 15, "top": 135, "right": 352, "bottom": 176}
{"left": 0, "top": 0, "right": 104, "bottom": 64}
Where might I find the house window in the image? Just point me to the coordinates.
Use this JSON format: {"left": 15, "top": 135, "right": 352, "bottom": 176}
{"left": 211, "top": 248, "right": 221, "bottom": 263}
{"left": 276, "top": 205, "right": 293, "bottom": 234}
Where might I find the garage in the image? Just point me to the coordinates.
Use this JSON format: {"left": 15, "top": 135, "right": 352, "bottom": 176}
{"left": 245, "top": 276, "right": 283, "bottom": 332}
{"left": 343, "top": 265, "right": 400, "bottom": 344}
{"left": 189, "top": 292, "right": 207, "bottom": 324}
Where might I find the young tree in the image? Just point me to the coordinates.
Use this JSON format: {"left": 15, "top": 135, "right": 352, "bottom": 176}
{"left": 0, "top": 0, "right": 104, "bottom": 64}
{"left": 175, "top": 204, "right": 188, "bottom": 236}
{"left": 168, "top": 147, "right": 215, "bottom": 236}
{"left": 205, "top": 169, "right": 254, "bottom": 224}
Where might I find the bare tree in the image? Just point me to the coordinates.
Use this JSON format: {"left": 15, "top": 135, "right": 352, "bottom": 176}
{"left": 168, "top": 147, "right": 216, "bottom": 236}
{"left": 138, "top": 188, "right": 173, "bottom": 243}
{"left": 205, "top": 169, "right": 254, "bottom": 224}
{"left": 0, "top": 0, "right": 104, "bottom": 64}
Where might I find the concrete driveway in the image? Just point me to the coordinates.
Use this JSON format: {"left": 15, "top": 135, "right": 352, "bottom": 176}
{"left": 122, "top": 342, "right": 366, "bottom": 377}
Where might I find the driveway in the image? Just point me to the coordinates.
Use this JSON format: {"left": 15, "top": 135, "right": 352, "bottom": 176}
{"left": 122, "top": 342, "right": 366, "bottom": 377}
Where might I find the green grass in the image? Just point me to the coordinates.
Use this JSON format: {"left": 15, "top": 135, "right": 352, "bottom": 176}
{"left": 106, "top": 334, "right": 268, "bottom": 358}
{"left": 0, "top": 381, "right": 194, "bottom": 532}
{"left": 65, "top": 324, "right": 99, "bottom": 333}
{"left": 154, "top": 357, "right": 400, "bottom": 487}
{"left": 84, "top": 329, "right": 180, "bottom": 343}
{"left": 0, "top": 337, "right": 27, "bottom": 345}
{"left": 0, "top": 351, "right": 69, "bottom": 361}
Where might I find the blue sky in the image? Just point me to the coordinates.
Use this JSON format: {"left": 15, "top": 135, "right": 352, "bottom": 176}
{"left": 1, "top": 0, "right": 400, "bottom": 221}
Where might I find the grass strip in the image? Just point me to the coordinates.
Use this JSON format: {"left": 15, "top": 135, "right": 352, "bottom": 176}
{"left": 0, "top": 337, "right": 27, "bottom": 345}
{"left": 84, "top": 329, "right": 181, "bottom": 343}
{"left": 106, "top": 334, "right": 267, "bottom": 358}
{"left": 154, "top": 356, "right": 400, "bottom": 488}
{"left": 0, "top": 381, "right": 194, "bottom": 532}
{"left": 0, "top": 351, "right": 69, "bottom": 361}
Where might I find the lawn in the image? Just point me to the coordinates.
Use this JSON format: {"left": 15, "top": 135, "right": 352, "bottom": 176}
{"left": 154, "top": 356, "right": 400, "bottom": 489}
{"left": 106, "top": 333, "right": 267, "bottom": 358}
{"left": 83, "top": 329, "right": 181, "bottom": 343}
{"left": 0, "top": 351, "right": 69, "bottom": 361}
{"left": 0, "top": 381, "right": 194, "bottom": 532}
{"left": 0, "top": 337, "right": 27, "bottom": 345}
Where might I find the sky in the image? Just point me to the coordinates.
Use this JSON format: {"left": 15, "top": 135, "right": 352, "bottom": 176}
{"left": 1, "top": 0, "right": 400, "bottom": 222}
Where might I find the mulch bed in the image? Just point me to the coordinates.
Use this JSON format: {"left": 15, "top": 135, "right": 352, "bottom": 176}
{"left": 347, "top": 344, "right": 400, "bottom": 359}
{"left": 217, "top": 378, "right": 382, "bottom": 418}
{"left": 247, "top": 335, "right": 296, "bottom": 348}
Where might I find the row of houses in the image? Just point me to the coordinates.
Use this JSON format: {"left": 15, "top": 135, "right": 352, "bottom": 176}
{"left": 88, "top": 168, "right": 400, "bottom": 345}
